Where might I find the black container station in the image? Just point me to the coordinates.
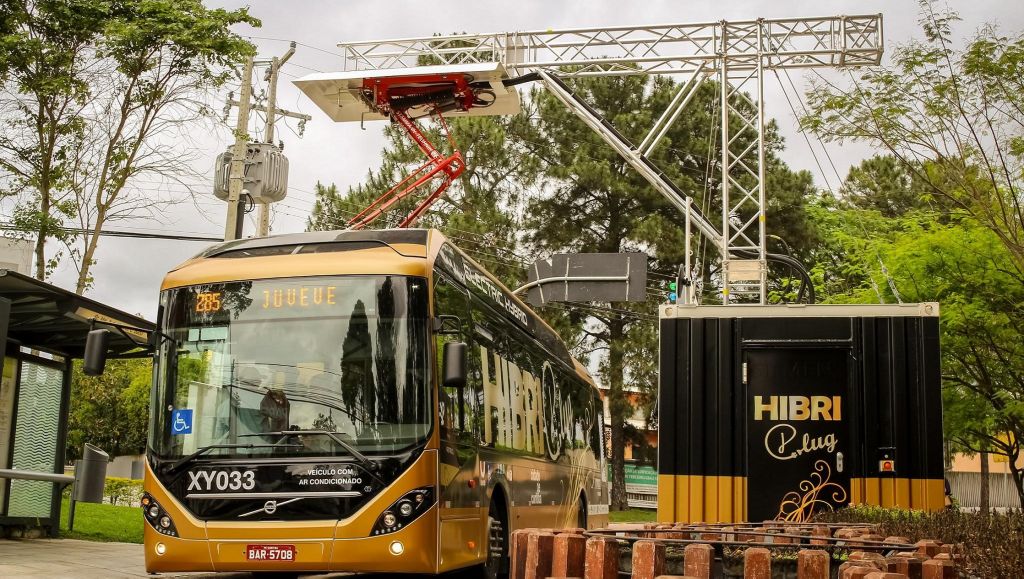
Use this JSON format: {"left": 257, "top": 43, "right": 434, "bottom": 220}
{"left": 657, "top": 303, "right": 944, "bottom": 523}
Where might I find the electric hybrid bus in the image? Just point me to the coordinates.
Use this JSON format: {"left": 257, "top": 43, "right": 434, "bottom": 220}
{"left": 103, "top": 229, "right": 608, "bottom": 576}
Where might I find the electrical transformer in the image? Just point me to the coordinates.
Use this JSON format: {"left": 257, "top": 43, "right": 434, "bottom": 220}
{"left": 213, "top": 142, "right": 289, "bottom": 203}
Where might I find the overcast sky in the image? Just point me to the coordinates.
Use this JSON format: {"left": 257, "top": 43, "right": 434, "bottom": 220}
{"left": 39, "top": 0, "right": 1024, "bottom": 319}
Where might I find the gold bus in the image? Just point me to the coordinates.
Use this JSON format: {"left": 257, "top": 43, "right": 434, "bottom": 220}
{"left": 99, "top": 229, "right": 608, "bottom": 576}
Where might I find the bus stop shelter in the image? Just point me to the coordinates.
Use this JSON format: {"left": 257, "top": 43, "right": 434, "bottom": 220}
{"left": 0, "top": 269, "right": 153, "bottom": 537}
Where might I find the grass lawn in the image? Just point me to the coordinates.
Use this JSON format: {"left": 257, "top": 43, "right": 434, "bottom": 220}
{"left": 608, "top": 508, "right": 657, "bottom": 523}
{"left": 60, "top": 497, "right": 144, "bottom": 543}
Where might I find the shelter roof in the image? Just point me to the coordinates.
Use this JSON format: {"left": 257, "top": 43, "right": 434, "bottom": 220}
{"left": 0, "top": 270, "right": 153, "bottom": 358}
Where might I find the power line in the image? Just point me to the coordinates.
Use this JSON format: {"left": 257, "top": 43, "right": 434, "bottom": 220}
{"left": 773, "top": 69, "right": 836, "bottom": 197}
{"left": 243, "top": 35, "right": 346, "bottom": 59}
{"left": 0, "top": 224, "right": 222, "bottom": 242}
{"left": 281, "top": 61, "right": 324, "bottom": 74}
{"left": 781, "top": 69, "right": 844, "bottom": 187}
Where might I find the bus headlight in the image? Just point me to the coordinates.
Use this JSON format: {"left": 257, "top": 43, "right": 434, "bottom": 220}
{"left": 141, "top": 493, "right": 179, "bottom": 538}
{"left": 371, "top": 487, "right": 434, "bottom": 536}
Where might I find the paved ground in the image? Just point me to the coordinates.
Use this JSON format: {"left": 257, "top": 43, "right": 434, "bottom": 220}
{"left": 0, "top": 539, "right": 371, "bottom": 578}
{"left": 0, "top": 539, "right": 476, "bottom": 578}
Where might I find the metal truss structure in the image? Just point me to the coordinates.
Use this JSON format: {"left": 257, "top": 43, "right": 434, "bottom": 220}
{"left": 333, "top": 15, "right": 883, "bottom": 303}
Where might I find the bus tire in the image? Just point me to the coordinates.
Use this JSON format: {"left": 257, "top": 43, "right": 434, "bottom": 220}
{"left": 485, "top": 496, "right": 509, "bottom": 579}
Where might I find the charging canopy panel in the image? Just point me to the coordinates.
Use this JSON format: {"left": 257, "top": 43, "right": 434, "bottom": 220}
{"left": 293, "top": 62, "right": 521, "bottom": 123}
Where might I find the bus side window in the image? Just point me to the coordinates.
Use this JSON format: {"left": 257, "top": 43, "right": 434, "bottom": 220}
{"left": 434, "top": 275, "right": 474, "bottom": 443}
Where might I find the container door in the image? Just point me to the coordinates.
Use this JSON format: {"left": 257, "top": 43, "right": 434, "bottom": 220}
{"left": 745, "top": 348, "right": 851, "bottom": 522}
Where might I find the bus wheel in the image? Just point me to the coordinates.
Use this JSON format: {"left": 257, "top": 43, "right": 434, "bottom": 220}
{"left": 485, "top": 499, "right": 508, "bottom": 579}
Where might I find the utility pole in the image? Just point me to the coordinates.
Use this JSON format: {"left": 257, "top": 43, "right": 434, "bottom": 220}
{"left": 258, "top": 42, "right": 297, "bottom": 236}
{"left": 220, "top": 45, "right": 309, "bottom": 239}
{"left": 224, "top": 56, "right": 254, "bottom": 241}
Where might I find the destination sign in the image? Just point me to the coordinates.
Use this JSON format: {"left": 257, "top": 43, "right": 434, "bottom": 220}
{"left": 195, "top": 291, "right": 223, "bottom": 313}
{"left": 260, "top": 285, "right": 337, "bottom": 310}
{"left": 190, "top": 285, "right": 340, "bottom": 315}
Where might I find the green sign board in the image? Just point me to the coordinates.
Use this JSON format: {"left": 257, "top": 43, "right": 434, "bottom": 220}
{"left": 609, "top": 463, "right": 657, "bottom": 487}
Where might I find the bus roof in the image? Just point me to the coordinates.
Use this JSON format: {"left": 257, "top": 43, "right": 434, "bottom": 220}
{"left": 164, "top": 228, "right": 596, "bottom": 385}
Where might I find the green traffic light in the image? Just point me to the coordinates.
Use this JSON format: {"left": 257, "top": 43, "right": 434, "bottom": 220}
{"left": 669, "top": 281, "right": 677, "bottom": 291}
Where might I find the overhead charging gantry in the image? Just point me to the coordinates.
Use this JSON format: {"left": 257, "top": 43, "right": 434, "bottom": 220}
{"left": 293, "top": 15, "right": 883, "bottom": 304}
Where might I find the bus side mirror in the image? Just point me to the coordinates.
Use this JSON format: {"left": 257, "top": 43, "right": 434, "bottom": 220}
{"left": 442, "top": 341, "right": 467, "bottom": 388}
{"left": 83, "top": 329, "right": 112, "bottom": 376}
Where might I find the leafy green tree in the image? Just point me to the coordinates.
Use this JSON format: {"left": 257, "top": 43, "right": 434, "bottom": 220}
{"left": 67, "top": 358, "right": 152, "bottom": 460}
{"left": 802, "top": 2, "right": 1024, "bottom": 273}
{"left": 0, "top": 0, "right": 258, "bottom": 288}
{"left": 0, "top": 0, "right": 109, "bottom": 279}
{"left": 812, "top": 207, "right": 1024, "bottom": 507}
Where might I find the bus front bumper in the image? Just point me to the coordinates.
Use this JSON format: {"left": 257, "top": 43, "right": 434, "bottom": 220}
{"left": 143, "top": 505, "right": 439, "bottom": 574}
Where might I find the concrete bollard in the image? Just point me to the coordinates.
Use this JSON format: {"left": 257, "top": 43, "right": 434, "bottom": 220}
{"left": 797, "top": 549, "right": 830, "bottom": 579}
{"left": 810, "top": 526, "right": 832, "bottom": 546}
{"left": 559, "top": 527, "right": 586, "bottom": 535}
{"left": 838, "top": 565, "right": 879, "bottom": 579}
{"left": 744, "top": 547, "right": 771, "bottom": 579}
{"left": 922, "top": 557, "right": 956, "bottom": 579}
{"left": 583, "top": 537, "right": 619, "bottom": 579}
{"left": 511, "top": 529, "right": 531, "bottom": 579}
{"left": 915, "top": 540, "right": 942, "bottom": 558}
{"left": 890, "top": 551, "right": 927, "bottom": 579}
{"left": 524, "top": 531, "right": 555, "bottom": 579}
{"left": 664, "top": 530, "right": 688, "bottom": 541}
{"left": 850, "top": 551, "right": 888, "bottom": 569}
{"left": 683, "top": 543, "right": 714, "bottom": 579}
{"left": 632, "top": 540, "right": 667, "bottom": 579}
{"left": 551, "top": 533, "right": 587, "bottom": 578}
{"left": 835, "top": 527, "right": 860, "bottom": 540}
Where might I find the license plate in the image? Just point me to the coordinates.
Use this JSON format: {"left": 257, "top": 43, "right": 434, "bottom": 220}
{"left": 245, "top": 544, "right": 296, "bottom": 561}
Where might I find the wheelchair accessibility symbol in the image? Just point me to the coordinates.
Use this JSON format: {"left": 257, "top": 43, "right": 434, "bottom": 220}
{"left": 171, "top": 409, "right": 193, "bottom": 435}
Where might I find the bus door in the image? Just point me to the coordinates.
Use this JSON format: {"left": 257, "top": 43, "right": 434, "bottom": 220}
{"left": 745, "top": 347, "right": 852, "bottom": 522}
{"left": 434, "top": 275, "right": 485, "bottom": 568}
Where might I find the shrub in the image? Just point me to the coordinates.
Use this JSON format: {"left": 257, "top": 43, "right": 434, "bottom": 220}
{"left": 817, "top": 505, "right": 1024, "bottom": 578}
{"left": 103, "top": 477, "right": 143, "bottom": 507}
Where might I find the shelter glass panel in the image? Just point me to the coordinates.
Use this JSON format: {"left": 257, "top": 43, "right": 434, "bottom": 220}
{"left": 7, "top": 361, "right": 62, "bottom": 517}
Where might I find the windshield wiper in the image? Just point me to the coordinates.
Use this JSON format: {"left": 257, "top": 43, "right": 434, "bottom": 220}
{"left": 240, "top": 430, "right": 385, "bottom": 485}
{"left": 166, "top": 442, "right": 302, "bottom": 475}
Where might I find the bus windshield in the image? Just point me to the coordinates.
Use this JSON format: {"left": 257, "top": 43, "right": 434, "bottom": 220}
{"left": 149, "top": 275, "right": 430, "bottom": 459}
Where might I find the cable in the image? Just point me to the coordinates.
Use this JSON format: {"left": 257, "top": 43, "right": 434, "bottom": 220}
{"left": 774, "top": 69, "right": 836, "bottom": 197}
{"left": 243, "top": 36, "right": 346, "bottom": 59}
{"left": 281, "top": 61, "right": 324, "bottom": 74}
{"left": 781, "top": 69, "right": 844, "bottom": 188}
{"left": 0, "top": 224, "right": 222, "bottom": 242}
